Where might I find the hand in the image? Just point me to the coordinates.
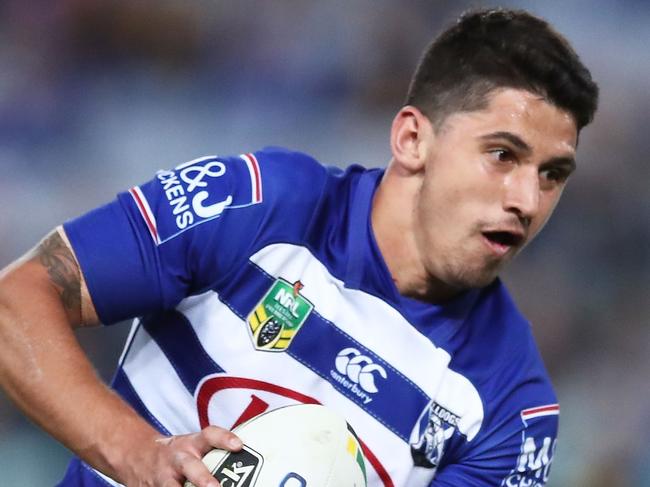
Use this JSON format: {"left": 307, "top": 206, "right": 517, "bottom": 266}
{"left": 121, "top": 426, "right": 243, "bottom": 487}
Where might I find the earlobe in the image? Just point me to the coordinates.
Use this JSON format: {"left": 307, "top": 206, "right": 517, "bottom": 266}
{"left": 390, "top": 106, "right": 430, "bottom": 174}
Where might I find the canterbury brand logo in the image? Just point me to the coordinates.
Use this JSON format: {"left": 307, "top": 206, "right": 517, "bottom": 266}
{"left": 334, "top": 347, "right": 387, "bottom": 394}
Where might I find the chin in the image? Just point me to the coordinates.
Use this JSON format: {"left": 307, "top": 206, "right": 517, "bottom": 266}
{"left": 452, "top": 275, "right": 496, "bottom": 291}
{"left": 468, "top": 274, "right": 499, "bottom": 289}
{"left": 445, "top": 264, "right": 501, "bottom": 291}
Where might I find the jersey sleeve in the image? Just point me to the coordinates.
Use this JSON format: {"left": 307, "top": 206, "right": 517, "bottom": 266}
{"left": 422, "top": 282, "right": 561, "bottom": 487}
{"left": 431, "top": 396, "right": 559, "bottom": 486}
{"left": 63, "top": 149, "right": 325, "bottom": 325}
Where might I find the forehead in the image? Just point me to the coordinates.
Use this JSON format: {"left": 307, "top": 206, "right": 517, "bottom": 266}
{"left": 443, "top": 88, "right": 578, "bottom": 155}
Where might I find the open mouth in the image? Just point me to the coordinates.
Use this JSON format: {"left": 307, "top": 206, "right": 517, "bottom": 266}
{"left": 482, "top": 231, "right": 524, "bottom": 249}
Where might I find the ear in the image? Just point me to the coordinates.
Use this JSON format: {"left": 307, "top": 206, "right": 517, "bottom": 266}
{"left": 390, "top": 105, "right": 433, "bottom": 174}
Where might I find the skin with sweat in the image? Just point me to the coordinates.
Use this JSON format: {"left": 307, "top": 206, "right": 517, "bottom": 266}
{"left": 372, "top": 88, "right": 578, "bottom": 303}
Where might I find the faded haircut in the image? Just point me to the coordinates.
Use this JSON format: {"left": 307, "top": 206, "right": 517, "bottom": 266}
{"left": 405, "top": 8, "right": 599, "bottom": 131}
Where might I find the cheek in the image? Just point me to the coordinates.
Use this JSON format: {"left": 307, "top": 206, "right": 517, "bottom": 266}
{"left": 531, "top": 190, "right": 564, "bottom": 235}
{"left": 418, "top": 153, "right": 499, "bottom": 236}
{"left": 418, "top": 177, "right": 474, "bottom": 241}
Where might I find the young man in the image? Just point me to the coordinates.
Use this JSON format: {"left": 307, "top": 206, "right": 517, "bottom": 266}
{"left": 0, "top": 8, "right": 597, "bottom": 487}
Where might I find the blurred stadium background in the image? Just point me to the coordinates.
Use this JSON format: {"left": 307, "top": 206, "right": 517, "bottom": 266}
{"left": 0, "top": 0, "right": 648, "bottom": 485}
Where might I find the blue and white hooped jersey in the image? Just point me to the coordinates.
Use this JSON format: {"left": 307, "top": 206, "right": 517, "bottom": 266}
{"left": 61, "top": 147, "right": 559, "bottom": 487}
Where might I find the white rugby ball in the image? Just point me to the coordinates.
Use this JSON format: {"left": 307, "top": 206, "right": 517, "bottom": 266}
{"left": 185, "top": 404, "right": 367, "bottom": 487}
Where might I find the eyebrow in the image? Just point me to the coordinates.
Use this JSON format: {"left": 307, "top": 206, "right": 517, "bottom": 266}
{"left": 480, "top": 131, "right": 532, "bottom": 153}
{"left": 480, "top": 131, "right": 577, "bottom": 171}
{"left": 541, "top": 156, "right": 577, "bottom": 173}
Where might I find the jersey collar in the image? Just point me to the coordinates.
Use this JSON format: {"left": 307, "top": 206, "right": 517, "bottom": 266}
{"left": 344, "top": 168, "right": 481, "bottom": 342}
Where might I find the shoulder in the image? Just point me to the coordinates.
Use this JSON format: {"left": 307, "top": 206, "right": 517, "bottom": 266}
{"left": 445, "top": 280, "right": 559, "bottom": 484}
{"left": 254, "top": 146, "right": 369, "bottom": 203}
{"left": 457, "top": 279, "right": 548, "bottom": 376}
{"left": 253, "top": 146, "right": 329, "bottom": 192}
{"left": 250, "top": 146, "right": 362, "bottom": 220}
{"left": 460, "top": 279, "right": 558, "bottom": 413}
{"left": 123, "top": 147, "right": 333, "bottom": 243}
{"left": 253, "top": 147, "right": 377, "bottom": 240}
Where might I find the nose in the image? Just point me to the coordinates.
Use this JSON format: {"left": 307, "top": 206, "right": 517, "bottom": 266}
{"left": 502, "top": 167, "right": 539, "bottom": 226}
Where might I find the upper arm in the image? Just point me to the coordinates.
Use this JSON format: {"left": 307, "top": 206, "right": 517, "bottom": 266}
{"left": 53, "top": 226, "right": 99, "bottom": 326}
{"left": 0, "top": 226, "right": 99, "bottom": 328}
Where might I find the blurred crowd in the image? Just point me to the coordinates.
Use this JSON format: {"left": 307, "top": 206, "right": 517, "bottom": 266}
{"left": 0, "top": 1, "right": 648, "bottom": 485}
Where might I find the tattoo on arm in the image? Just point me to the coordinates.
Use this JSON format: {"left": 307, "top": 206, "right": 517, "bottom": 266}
{"left": 36, "top": 232, "right": 82, "bottom": 320}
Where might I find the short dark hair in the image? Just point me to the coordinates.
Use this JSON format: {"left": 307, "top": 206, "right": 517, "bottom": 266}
{"left": 405, "top": 8, "right": 598, "bottom": 131}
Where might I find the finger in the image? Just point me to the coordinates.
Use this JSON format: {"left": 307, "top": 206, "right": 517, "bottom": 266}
{"left": 181, "top": 454, "right": 221, "bottom": 487}
{"left": 200, "top": 425, "right": 243, "bottom": 452}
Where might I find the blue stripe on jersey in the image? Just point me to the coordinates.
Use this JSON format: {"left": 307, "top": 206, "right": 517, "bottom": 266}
{"left": 217, "top": 259, "right": 430, "bottom": 442}
{"left": 289, "top": 311, "right": 429, "bottom": 442}
{"left": 141, "top": 310, "right": 224, "bottom": 393}
{"left": 112, "top": 367, "right": 172, "bottom": 436}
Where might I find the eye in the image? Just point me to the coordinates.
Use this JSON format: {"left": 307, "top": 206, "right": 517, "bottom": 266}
{"left": 540, "top": 167, "right": 570, "bottom": 183}
{"left": 489, "top": 148, "right": 516, "bottom": 164}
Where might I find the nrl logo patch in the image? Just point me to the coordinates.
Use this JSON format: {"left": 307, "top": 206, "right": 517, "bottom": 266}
{"left": 247, "top": 278, "right": 313, "bottom": 352}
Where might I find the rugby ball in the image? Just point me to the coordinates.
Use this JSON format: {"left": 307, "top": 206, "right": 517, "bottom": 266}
{"left": 185, "top": 404, "right": 367, "bottom": 487}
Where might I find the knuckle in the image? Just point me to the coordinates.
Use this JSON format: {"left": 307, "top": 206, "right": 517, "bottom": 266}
{"left": 201, "top": 426, "right": 228, "bottom": 443}
{"left": 202, "top": 425, "right": 226, "bottom": 436}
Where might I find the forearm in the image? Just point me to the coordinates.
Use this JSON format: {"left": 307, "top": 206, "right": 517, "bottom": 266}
{"left": 0, "top": 256, "right": 162, "bottom": 483}
{"left": 0, "top": 229, "right": 241, "bottom": 486}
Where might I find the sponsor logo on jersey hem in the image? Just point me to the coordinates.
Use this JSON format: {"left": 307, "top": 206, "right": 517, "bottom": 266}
{"left": 247, "top": 278, "right": 313, "bottom": 352}
{"left": 502, "top": 404, "right": 559, "bottom": 487}
{"left": 503, "top": 436, "right": 556, "bottom": 487}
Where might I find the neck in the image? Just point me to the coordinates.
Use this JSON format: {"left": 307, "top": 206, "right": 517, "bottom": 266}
{"left": 371, "top": 161, "right": 462, "bottom": 304}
